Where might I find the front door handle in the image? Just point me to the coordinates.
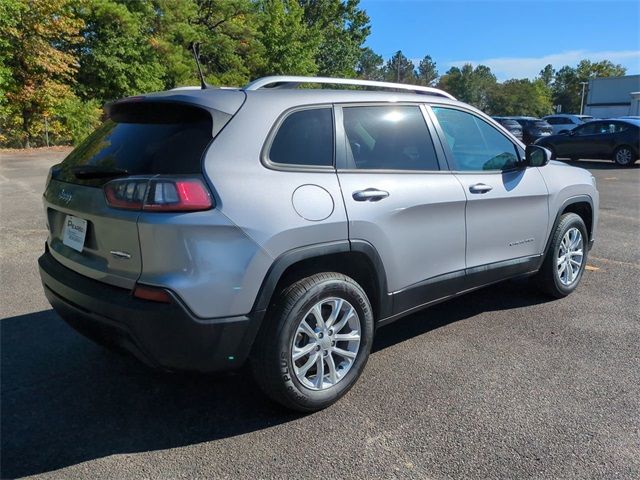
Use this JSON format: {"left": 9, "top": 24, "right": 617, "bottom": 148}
{"left": 353, "top": 188, "right": 390, "bottom": 202}
{"left": 469, "top": 183, "right": 493, "bottom": 194}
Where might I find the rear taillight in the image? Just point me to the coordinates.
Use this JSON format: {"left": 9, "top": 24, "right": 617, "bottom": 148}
{"left": 104, "top": 177, "right": 213, "bottom": 212}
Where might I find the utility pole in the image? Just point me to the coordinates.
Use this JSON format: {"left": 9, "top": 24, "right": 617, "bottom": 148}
{"left": 579, "top": 81, "right": 588, "bottom": 115}
{"left": 44, "top": 115, "right": 49, "bottom": 147}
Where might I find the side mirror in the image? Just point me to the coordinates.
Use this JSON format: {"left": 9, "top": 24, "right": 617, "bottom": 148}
{"left": 525, "top": 145, "right": 551, "bottom": 167}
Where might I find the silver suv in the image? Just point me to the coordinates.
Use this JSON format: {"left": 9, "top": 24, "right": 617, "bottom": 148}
{"left": 39, "top": 76, "right": 599, "bottom": 411}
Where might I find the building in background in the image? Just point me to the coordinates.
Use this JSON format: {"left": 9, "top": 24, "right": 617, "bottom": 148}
{"left": 584, "top": 75, "right": 640, "bottom": 118}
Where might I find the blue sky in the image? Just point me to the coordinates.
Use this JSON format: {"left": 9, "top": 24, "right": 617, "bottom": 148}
{"left": 360, "top": 0, "right": 640, "bottom": 80}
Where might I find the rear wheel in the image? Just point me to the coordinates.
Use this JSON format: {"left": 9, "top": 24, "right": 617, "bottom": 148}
{"left": 535, "top": 213, "right": 588, "bottom": 298}
{"left": 251, "top": 272, "right": 374, "bottom": 411}
{"left": 613, "top": 145, "right": 636, "bottom": 167}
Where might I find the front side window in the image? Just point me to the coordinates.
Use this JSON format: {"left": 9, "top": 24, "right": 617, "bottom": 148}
{"left": 269, "top": 108, "right": 333, "bottom": 167}
{"left": 575, "top": 123, "right": 599, "bottom": 135}
{"left": 432, "top": 107, "right": 519, "bottom": 171}
{"left": 342, "top": 105, "right": 439, "bottom": 170}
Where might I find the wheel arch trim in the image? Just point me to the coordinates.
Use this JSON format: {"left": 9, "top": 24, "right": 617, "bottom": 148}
{"left": 251, "top": 240, "right": 391, "bottom": 317}
{"left": 544, "top": 195, "right": 595, "bottom": 256}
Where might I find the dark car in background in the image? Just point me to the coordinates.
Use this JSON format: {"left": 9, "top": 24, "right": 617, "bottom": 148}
{"left": 509, "top": 117, "right": 554, "bottom": 144}
{"left": 492, "top": 117, "right": 523, "bottom": 141}
{"left": 535, "top": 118, "right": 639, "bottom": 167}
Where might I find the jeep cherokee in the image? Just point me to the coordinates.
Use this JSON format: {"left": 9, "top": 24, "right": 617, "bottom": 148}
{"left": 39, "top": 76, "right": 599, "bottom": 411}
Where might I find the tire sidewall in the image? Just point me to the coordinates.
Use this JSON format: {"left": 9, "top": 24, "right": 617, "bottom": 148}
{"left": 275, "top": 278, "right": 374, "bottom": 410}
{"left": 550, "top": 215, "right": 588, "bottom": 296}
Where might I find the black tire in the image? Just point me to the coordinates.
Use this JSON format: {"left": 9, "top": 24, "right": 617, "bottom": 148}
{"left": 535, "top": 213, "right": 589, "bottom": 298}
{"left": 613, "top": 145, "right": 637, "bottom": 167}
{"left": 251, "top": 272, "right": 374, "bottom": 412}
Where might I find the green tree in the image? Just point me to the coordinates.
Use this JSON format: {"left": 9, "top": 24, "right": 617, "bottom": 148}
{"left": 72, "top": 0, "right": 165, "bottom": 102}
{"left": 538, "top": 64, "right": 554, "bottom": 87}
{"left": 552, "top": 60, "right": 626, "bottom": 113}
{"left": 1, "top": 0, "right": 84, "bottom": 147}
{"left": 417, "top": 55, "right": 438, "bottom": 86}
{"left": 438, "top": 64, "right": 496, "bottom": 110}
{"left": 193, "top": 0, "right": 265, "bottom": 86}
{"left": 383, "top": 51, "right": 416, "bottom": 84}
{"left": 356, "top": 47, "right": 383, "bottom": 80}
{"left": 487, "top": 79, "right": 553, "bottom": 117}
{"left": 298, "top": 0, "right": 370, "bottom": 77}
{"left": 257, "top": 0, "right": 320, "bottom": 76}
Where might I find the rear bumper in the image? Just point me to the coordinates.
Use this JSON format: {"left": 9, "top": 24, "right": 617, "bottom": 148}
{"left": 38, "top": 249, "right": 263, "bottom": 372}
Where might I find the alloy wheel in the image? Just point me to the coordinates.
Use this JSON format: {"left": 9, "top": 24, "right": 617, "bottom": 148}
{"left": 291, "top": 298, "right": 361, "bottom": 390}
{"left": 557, "top": 227, "right": 584, "bottom": 286}
{"left": 616, "top": 148, "right": 632, "bottom": 165}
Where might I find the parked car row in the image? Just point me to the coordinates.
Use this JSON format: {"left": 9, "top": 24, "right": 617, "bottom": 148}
{"left": 493, "top": 116, "right": 553, "bottom": 144}
{"left": 535, "top": 118, "right": 640, "bottom": 167}
{"left": 493, "top": 114, "right": 639, "bottom": 167}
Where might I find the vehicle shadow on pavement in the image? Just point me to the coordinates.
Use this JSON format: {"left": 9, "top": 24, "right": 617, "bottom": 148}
{"left": 372, "top": 277, "right": 549, "bottom": 352}
{"left": 1, "top": 279, "right": 549, "bottom": 478}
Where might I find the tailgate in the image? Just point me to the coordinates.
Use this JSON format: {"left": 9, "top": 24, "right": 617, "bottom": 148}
{"left": 45, "top": 180, "right": 142, "bottom": 289}
{"left": 43, "top": 100, "right": 223, "bottom": 289}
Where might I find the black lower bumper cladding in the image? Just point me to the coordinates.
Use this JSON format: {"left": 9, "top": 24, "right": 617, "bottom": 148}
{"left": 38, "top": 249, "right": 263, "bottom": 372}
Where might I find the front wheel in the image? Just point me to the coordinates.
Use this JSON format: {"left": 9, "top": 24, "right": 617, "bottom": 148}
{"left": 613, "top": 145, "right": 637, "bottom": 167}
{"left": 535, "top": 213, "right": 588, "bottom": 298}
{"left": 251, "top": 272, "right": 374, "bottom": 411}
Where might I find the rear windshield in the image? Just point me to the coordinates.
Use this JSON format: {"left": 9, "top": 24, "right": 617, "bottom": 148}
{"left": 534, "top": 121, "right": 552, "bottom": 128}
{"left": 53, "top": 102, "right": 213, "bottom": 186}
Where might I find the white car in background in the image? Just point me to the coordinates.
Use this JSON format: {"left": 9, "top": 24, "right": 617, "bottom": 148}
{"left": 543, "top": 114, "right": 594, "bottom": 135}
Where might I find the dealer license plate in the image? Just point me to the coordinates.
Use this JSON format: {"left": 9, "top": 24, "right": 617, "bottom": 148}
{"left": 62, "top": 215, "right": 87, "bottom": 253}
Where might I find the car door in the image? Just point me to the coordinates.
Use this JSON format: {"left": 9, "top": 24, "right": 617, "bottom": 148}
{"left": 428, "top": 105, "right": 549, "bottom": 280}
{"left": 335, "top": 104, "right": 467, "bottom": 316}
{"left": 569, "top": 122, "right": 602, "bottom": 158}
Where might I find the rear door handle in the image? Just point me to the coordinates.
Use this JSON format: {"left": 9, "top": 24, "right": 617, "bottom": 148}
{"left": 469, "top": 183, "right": 493, "bottom": 194}
{"left": 352, "top": 188, "right": 390, "bottom": 202}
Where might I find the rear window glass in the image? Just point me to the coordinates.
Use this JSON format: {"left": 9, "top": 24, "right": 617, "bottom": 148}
{"left": 343, "top": 105, "right": 439, "bottom": 171}
{"left": 269, "top": 108, "right": 334, "bottom": 167}
{"left": 54, "top": 103, "right": 213, "bottom": 186}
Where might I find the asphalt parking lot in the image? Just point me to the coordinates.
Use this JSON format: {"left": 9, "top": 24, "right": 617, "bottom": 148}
{"left": 1, "top": 148, "right": 639, "bottom": 479}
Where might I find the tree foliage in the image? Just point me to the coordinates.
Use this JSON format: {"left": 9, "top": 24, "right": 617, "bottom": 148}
{"left": 438, "top": 64, "right": 496, "bottom": 110}
{"left": 356, "top": 47, "right": 383, "bottom": 80}
{"left": 1, "top": 0, "right": 83, "bottom": 147}
{"left": 258, "top": 0, "right": 319, "bottom": 76}
{"left": 551, "top": 60, "right": 627, "bottom": 113}
{"left": 299, "top": 0, "right": 370, "bottom": 77}
{"left": 0, "top": 0, "right": 632, "bottom": 148}
{"left": 417, "top": 55, "right": 438, "bottom": 86}
{"left": 383, "top": 51, "right": 416, "bottom": 84}
{"left": 487, "top": 79, "right": 552, "bottom": 117}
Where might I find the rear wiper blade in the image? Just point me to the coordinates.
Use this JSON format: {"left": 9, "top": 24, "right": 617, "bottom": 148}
{"left": 72, "top": 166, "right": 129, "bottom": 179}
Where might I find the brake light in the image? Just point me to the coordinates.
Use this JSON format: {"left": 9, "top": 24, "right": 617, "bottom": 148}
{"left": 145, "top": 179, "right": 212, "bottom": 211}
{"left": 104, "top": 177, "right": 213, "bottom": 212}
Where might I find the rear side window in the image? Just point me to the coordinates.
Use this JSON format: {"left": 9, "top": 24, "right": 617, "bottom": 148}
{"left": 55, "top": 102, "right": 213, "bottom": 186}
{"left": 269, "top": 108, "right": 333, "bottom": 167}
{"left": 432, "top": 107, "right": 519, "bottom": 171}
{"left": 342, "top": 105, "right": 439, "bottom": 170}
